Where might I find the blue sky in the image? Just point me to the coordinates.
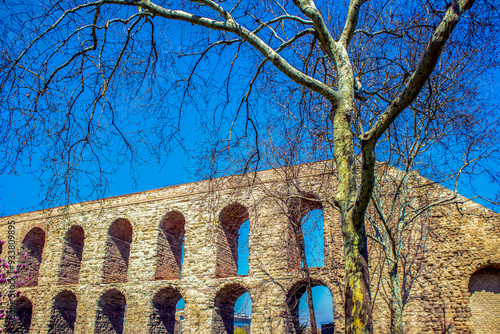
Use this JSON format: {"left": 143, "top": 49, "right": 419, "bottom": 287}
{"left": 1, "top": 3, "right": 498, "bottom": 217}
{"left": 0, "top": 2, "right": 498, "bottom": 331}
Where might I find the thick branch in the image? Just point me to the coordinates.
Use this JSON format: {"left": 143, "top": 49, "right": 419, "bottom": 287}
{"left": 363, "top": 0, "right": 475, "bottom": 143}
{"left": 113, "top": 0, "right": 341, "bottom": 104}
{"left": 292, "top": 0, "right": 340, "bottom": 63}
{"left": 340, "top": 0, "right": 366, "bottom": 47}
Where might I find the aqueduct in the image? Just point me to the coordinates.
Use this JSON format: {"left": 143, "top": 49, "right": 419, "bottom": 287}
{"left": 0, "top": 160, "right": 499, "bottom": 333}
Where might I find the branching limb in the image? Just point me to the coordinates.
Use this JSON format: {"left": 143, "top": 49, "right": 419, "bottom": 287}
{"left": 123, "top": 0, "right": 341, "bottom": 103}
{"left": 340, "top": 0, "right": 367, "bottom": 47}
{"left": 291, "top": 0, "right": 340, "bottom": 64}
{"left": 364, "top": 0, "right": 476, "bottom": 143}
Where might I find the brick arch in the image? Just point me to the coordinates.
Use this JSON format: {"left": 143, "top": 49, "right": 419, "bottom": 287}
{"left": 287, "top": 194, "right": 324, "bottom": 271}
{"left": 215, "top": 203, "right": 250, "bottom": 277}
{"left": 94, "top": 288, "right": 127, "bottom": 334}
{"left": 58, "top": 225, "right": 85, "bottom": 285}
{"left": 288, "top": 194, "right": 323, "bottom": 223}
{"left": 102, "top": 218, "right": 133, "bottom": 283}
{"left": 464, "top": 256, "right": 500, "bottom": 276}
{"left": 212, "top": 283, "right": 250, "bottom": 334}
{"left": 5, "top": 296, "right": 32, "bottom": 334}
{"left": 285, "top": 278, "right": 333, "bottom": 333}
{"left": 20, "top": 223, "right": 47, "bottom": 237}
{"left": 48, "top": 290, "right": 78, "bottom": 334}
{"left": 149, "top": 287, "right": 183, "bottom": 334}
{"left": 155, "top": 211, "right": 186, "bottom": 280}
{"left": 459, "top": 255, "right": 500, "bottom": 292}
{"left": 17, "top": 227, "right": 45, "bottom": 287}
{"left": 468, "top": 265, "right": 500, "bottom": 333}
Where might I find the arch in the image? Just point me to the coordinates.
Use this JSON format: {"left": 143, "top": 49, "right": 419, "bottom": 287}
{"left": 18, "top": 227, "right": 46, "bottom": 286}
{"left": 469, "top": 266, "right": 500, "bottom": 333}
{"left": 286, "top": 279, "right": 334, "bottom": 333}
{"left": 155, "top": 211, "right": 186, "bottom": 280}
{"left": 212, "top": 283, "right": 250, "bottom": 334}
{"left": 287, "top": 195, "right": 323, "bottom": 271}
{"left": 59, "top": 225, "right": 85, "bottom": 284}
{"left": 5, "top": 296, "right": 32, "bottom": 334}
{"left": 148, "top": 287, "right": 183, "bottom": 334}
{"left": 215, "top": 203, "right": 249, "bottom": 277}
{"left": 48, "top": 290, "right": 78, "bottom": 334}
{"left": 102, "top": 219, "right": 132, "bottom": 283}
{"left": 238, "top": 219, "right": 250, "bottom": 275}
{"left": 302, "top": 209, "right": 324, "bottom": 268}
{"left": 234, "top": 292, "right": 252, "bottom": 333}
{"left": 94, "top": 289, "right": 127, "bottom": 334}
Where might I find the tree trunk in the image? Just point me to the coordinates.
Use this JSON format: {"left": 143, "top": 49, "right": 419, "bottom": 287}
{"left": 305, "top": 277, "right": 318, "bottom": 334}
{"left": 295, "top": 223, "right": 318, "bottom": 334}
{"left": 343, "top": 212, "right": 373, "bottom": 333}
{"left": 331, "top": 93, "right": 374, "bottom": 333}
{"left": 389, "top": 263, "right": 404, "bottom": 334}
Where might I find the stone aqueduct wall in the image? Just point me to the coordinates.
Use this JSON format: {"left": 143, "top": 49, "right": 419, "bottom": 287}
{"left": 0, "top": 161, "right": 499, "bottom": 333}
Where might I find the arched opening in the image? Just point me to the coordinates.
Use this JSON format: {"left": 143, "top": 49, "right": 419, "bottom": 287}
{"left": 215, "top": 203, "right": 249, "bottom": 277}
{"left": 469, "top": 266, "right": 500, "bottom": 333}
{"left": 94, "top": 289, "right": 126, "bottom": 334}
{"left": 5, "top": 297, "right": 32, "bottom": 334}
{"left": 59, "top": 225, "right": 85, "bottom": 285}
{"left": 302, "top": 210, "right": 324, "bottom": 268}
{"left": 102, "top": 219, "right": 132, "bottom": 283}
{"left": 234, "top": 292, "right": 252, "bottom": 333}
{"left": 298, "top": 286, "right": 334, "bottom": 332}
{"left": 155, "top": 212, "right": 185, "bottom": 280}
{"left": 286, "top": 281, "right": 334, "bottom": 333}
{"left": 148, "top": 287, "right": 183, "bottom": 334}
{"left": 287, "top": 196, "right": 323, "bottom": 271}
{"left": 175, "top": 298, "right": 185, "bottom": 334}
{"left": 238, "top": 219, "right": 250, "bottom": 276}
{"left": 212, "top": 284, "right": 250, "bottom": 334}
{"left": 48, "top": 290, "right": 78, "bottom": 334}
{"left": 18, "top": 227, "right": 45, "bottom": 286}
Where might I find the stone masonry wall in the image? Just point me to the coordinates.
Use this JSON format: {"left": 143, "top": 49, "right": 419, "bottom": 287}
{"left": 0, "top": 160, "right": 499, "bottom": 333}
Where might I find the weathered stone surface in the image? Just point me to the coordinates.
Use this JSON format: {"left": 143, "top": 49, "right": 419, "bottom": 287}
{"left": 0, "top": 161, "right": 498, "bottom": 333}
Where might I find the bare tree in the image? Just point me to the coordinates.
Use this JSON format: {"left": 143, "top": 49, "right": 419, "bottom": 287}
{"left": 366, "top": 80, "right": 500, "bottom": 333}
{"left": 0, "top": 0, "right": 498, "bottom": 332}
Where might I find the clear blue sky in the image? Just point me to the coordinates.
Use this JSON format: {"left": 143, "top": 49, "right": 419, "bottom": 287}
{"left": 0, "top": 3, "right": 498, "bottom": 330}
